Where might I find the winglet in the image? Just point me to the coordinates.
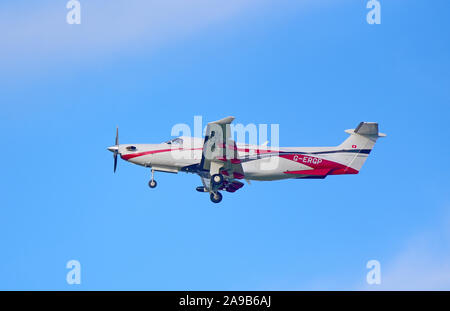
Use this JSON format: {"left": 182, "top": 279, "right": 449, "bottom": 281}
{"left": 210, "top": 116, "right": 235, "bottom": 125}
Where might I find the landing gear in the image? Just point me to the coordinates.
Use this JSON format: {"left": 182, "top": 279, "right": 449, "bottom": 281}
{"left": 148, "top": 168, "right": 157, "bottom": 189}
{"left": 210, "top": 191, "right": 223, "bottom": 204}
{"left": 148, "top": 180, "right": 157, "bottom": 188}
{"left": 211, "top": 173, "right": 224, "bottom": 188}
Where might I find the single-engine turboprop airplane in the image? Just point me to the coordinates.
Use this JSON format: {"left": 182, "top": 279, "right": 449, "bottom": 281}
{"left": 107, "top": 117, "right": 385, "bottom": 203}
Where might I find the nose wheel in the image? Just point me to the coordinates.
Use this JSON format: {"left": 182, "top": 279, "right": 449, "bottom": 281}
{"left": 148, "top": 168, "right": 157, "bottom": 189}
{"left": 148, "top": 180, "right": 157, "bottom": 188}
{"left": 210, "top": 192, "right": 222, "bottom": 203}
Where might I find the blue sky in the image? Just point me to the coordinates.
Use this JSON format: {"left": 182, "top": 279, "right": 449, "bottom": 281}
{"left": 1, "top": 0, "right": 449, "bottom": 290}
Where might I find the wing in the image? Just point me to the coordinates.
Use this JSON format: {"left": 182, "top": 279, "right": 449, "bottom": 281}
{"left": 199, "top": 116, "right": 245, "bottom": 192}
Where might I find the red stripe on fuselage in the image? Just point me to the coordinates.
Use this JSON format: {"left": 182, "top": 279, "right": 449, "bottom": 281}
{"left": 279, "top": 154, "right": 358, "bottom": 175}
{"left": 121, "top": 148, "right": 203, "bottom": 161}
{"left": 121, "top": 146, "right": 358, "bottom": 175}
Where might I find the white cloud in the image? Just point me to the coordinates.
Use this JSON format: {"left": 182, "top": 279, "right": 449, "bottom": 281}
{"left": 363, "top": 206, "right": 450, "bottom": 290}
{"left": 0, "top": 0, "right": 266, "bottom": 71}
{"left": 297, "top": 205, "right": 450, "bottom": 291}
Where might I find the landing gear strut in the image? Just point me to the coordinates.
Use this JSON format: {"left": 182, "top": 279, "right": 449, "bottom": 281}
{"left": 210, "top": 191, "right": 223, "bottom": 204}
{"left": 148, "top": 168, "right": 157, "bottom": 189}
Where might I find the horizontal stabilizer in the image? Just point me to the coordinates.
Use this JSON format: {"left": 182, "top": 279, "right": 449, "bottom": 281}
{"left": 355, "top": 122, "right": 378, "bottom": 135}
{"left": 345, "top": 122, "right": 386, "bottom": 137}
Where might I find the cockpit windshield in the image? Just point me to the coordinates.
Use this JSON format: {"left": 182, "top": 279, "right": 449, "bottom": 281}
{"left": 165, "top": 137, "right": 184, "bottom": 145}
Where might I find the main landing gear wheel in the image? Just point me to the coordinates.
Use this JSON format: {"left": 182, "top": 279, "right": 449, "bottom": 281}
{"left": 210, "top": 192, "right": 223, "bottom": 204}
{"left": 148, "top": 180, "right": 157, "bottom": 188}
{"left": 211, "top": 174, "right": 224, "bottom": 188}
{"left": 148, "top": 168, "right": 157, "bottom": 188}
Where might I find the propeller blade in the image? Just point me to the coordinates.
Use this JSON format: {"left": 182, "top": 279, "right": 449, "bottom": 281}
{"left": 113, "top": 127, "right": 119, "bottom": 173}
{"left": 113, "top": 151, "right": 118, "bottom": 173}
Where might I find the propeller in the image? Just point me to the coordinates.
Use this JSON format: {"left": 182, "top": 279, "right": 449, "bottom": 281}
{"left": 114, "top": 127, "right": 119, "bottom": 173}
{"left": 107, "top": 127, "right": 120, "bottom": 173}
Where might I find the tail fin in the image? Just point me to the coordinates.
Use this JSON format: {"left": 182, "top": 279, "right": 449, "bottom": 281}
{"left": 337, "top": 122, "right": 386, "bottom": 173}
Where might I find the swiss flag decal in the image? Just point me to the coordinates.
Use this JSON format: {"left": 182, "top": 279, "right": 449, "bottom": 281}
{"left": 352, "top": 145, "right": 357, "bottom": 149}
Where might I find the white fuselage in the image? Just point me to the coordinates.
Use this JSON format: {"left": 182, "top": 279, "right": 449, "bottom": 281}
{"left": 117, "top": 136, "right": 363, "bottom": 181}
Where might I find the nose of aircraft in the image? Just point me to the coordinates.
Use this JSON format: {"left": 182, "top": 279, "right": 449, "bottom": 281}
{"left": 107, "top": 146, "right": 119, "bottom": 153}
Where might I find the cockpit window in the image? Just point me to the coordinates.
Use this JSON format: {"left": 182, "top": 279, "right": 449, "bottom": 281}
{"left": 126, "top": 146, "right": 137, "bottom": 151}
{"left": 165, "top": 138, "right": 184, "bottom": 145}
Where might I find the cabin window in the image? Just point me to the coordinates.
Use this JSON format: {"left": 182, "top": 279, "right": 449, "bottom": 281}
{"left": 166, "top": 138, "right": 183, "bottom": 145}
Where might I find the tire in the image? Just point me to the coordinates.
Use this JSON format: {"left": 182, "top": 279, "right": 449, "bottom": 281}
{"left": 211, "top": 174, "right": 224, "bottom": 188}
{"left": 210, "top": 192, "right": 223, "bottom": 203}
{"left": 148, "top": 180, "right": 157, "bottom": 188}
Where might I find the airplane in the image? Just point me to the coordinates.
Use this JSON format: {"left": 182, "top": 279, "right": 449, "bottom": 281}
{"left": 107, "top": 117, "right": 385, "bottom": 203}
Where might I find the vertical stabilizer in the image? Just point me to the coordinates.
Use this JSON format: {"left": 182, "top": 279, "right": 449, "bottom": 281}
{"left": 337, "top": 122, "right": 386, "bottom": 172}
